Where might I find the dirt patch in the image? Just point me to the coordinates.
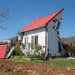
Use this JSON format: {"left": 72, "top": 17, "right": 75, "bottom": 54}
{"left": 0, "top": 59, "right": 75, "bottom": 75}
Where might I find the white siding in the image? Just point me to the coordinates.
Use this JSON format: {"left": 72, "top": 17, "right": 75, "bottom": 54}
{"left": 22, "top": 27, "right": 45, "bottom": 47}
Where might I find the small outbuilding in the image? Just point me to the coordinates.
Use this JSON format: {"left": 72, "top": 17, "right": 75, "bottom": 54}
{"left": 20, "top": 8, "right": 64, "bottom": 56}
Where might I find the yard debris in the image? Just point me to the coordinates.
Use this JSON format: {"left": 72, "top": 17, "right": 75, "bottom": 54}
{"left": 67, "top": 67, "right": 71, "bottom": 71}
{"left": 0, "top": 44, "right": 7, "bottom": 58}
{"left": 61, "top": 43, "right": 75, "bottom": 57}
{"left": 67, "top": 57, "right": 75, "bottom": 59}
{"left": 58, "top": 74, "right": 65, "bottom": 75}
{"left": 14, "top": 66, "right": 22, "bottom": 72}
{"left": 0, "top": 59, "right": 75, "bottom": 75}
{"left": 0, "top": 43, "right": 15, "bottom": 59}
{"left": 6, "top": 47, "right": 15, "bottom": 58}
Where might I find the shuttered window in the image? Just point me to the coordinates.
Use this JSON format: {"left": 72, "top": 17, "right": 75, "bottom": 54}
{"left": 31, "top": 35, "right": 38, "bottom": 49}
{"left": 31, "top": 36, "right": 34, "bottom": 49}
{"left": 35, "top": 35, "right": 38, "bottom": 45}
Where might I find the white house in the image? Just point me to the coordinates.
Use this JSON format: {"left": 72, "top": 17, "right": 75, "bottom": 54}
{"left": 20, "top": 8, "right": 64, "bottom": 57}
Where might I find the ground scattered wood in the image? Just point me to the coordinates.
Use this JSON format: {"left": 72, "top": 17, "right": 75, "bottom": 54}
{"left": 0, "top": 59, "right": 75, "bottom": 75}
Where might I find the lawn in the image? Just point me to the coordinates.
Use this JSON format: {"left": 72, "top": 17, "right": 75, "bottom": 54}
{"left": 0, "top": 70, "right": 16, "bottom": 75}
{"left": 9, "top": 56, "right": 75, "bottom": 67}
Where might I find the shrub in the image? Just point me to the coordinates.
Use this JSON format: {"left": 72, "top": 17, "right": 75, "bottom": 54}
{"left": 22, "top": 43, "right": 25, "bottom": 49}
{"left": 12, "top": 46, "right": 23, "bottom": 56}
{"left": 35, "top": 43, "right": 42, "bottom": 53}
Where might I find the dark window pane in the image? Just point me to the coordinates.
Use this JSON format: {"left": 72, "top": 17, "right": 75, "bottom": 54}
{"left": 35, "top": 35, "right": 38, "bottom": 45}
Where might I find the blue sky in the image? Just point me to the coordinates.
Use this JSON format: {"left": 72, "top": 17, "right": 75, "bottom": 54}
{"left": 0, "top": 0, "right": 75, "bottom": 40}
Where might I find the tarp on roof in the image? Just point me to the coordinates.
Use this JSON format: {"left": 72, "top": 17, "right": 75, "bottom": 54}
{"left": 0, "top": 44, "right": 7, "bottom": 58}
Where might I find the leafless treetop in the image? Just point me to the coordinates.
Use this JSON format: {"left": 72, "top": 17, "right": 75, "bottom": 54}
{"left": 0, "top": 7, "right": 9, "bottom": 30}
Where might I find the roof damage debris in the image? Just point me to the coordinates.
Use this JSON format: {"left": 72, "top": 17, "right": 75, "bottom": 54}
{"left": 0, "top": 44, "right": 7, "bottom": 58}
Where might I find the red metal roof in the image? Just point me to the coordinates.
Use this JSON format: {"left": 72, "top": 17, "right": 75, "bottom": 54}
{"left": 0, "top": 44, "right": 7, "bottom": 58}
{"left": 20, "top": 8, "right": 64, "bottom": 32}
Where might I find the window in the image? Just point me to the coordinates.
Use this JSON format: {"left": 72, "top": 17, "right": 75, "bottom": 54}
{"left": 31, "top": 35, "right": 38, "bottom": 49}
{"left": 31, "top": 36, "right": 34, "bottom": 49}
{"left": 35, "top": 35, "right": 38, "bottom": 45}
{"left": 25, "top": 37, "right": 28, "bottom": 45}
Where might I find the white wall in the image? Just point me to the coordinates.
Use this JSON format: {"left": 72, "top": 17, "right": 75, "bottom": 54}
{"left": 22, "top": 27, "right": 46, "bottom": 47}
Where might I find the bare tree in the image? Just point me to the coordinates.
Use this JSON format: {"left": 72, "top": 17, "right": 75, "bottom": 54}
{"left": 0, "top": 7, "right": 9, "bottom": 30}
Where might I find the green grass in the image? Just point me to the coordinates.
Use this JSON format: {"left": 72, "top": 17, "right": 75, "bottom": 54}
{"left": 9, "top": 57, "right": 75, "bottom": 67}
{"left": 0, "top": 70, "right": 16, "bottom": 75}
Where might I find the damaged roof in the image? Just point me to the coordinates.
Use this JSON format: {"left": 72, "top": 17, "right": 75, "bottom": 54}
{"left": 20, "top": 8, "right": 64, "bottom": 32}
{"left": 0, "top": 44, "right": 7, "bottom": 58}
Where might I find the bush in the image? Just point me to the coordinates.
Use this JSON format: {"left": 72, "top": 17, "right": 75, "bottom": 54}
{"left": 35, "top": 43, "right": 42, "bottom": 53}
{"left": 12, "top": 46, "right": 23, "bottom": 56}
{"left": 22, "top": 43, "right": 25, "bottom": 49}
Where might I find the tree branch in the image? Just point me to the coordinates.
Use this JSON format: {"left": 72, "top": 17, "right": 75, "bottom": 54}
{"left": 0, "top": 7, "right": 9, "bottom": 30}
